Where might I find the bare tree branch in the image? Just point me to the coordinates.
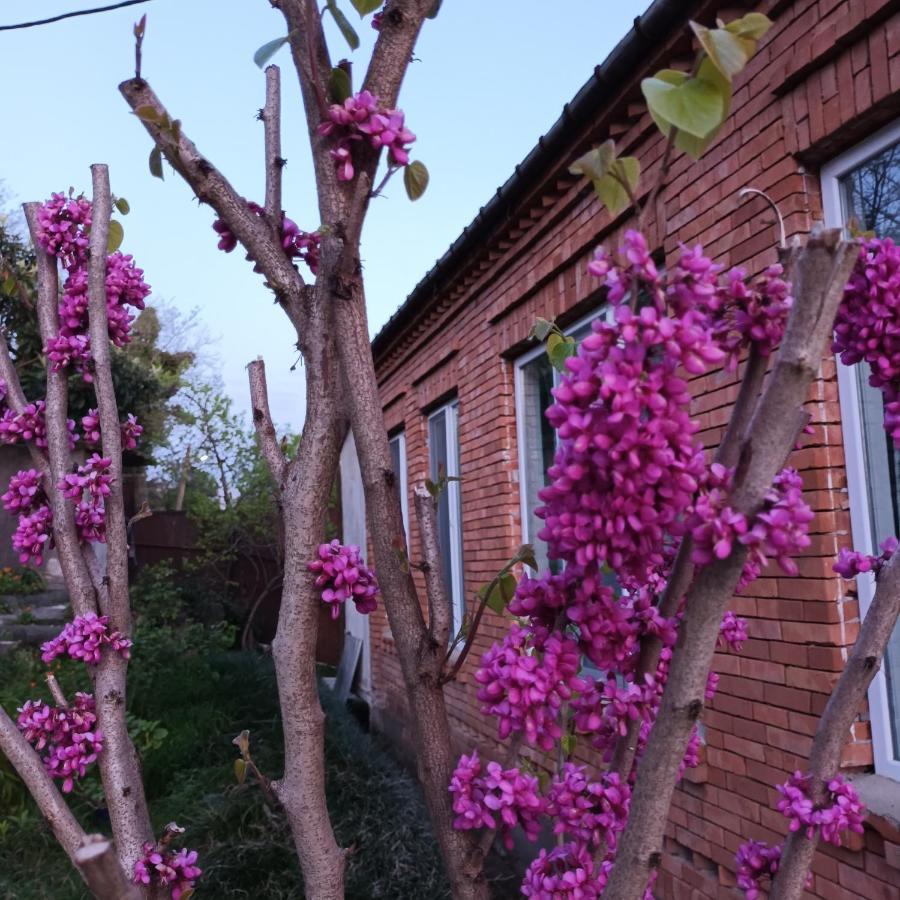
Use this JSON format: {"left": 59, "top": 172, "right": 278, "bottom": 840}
{"left": 75, "top": 835, "right": 143, "bottom": 900}
{"left": 263, "top": 65, "right": 284, "bottom": 224}
{"left": 85, "top": 164, "right": 154, "bottom": 873}
{"left": 118, "top": 79, "right": 306, "bottom": 302}
{"left": 413, "top": 485, "right": 451, "bottom": 648}
{"left": 604, "top": 229, "right": 860, "bottom": 900}
{"left": 770, "top": 550, "right": 900, "bottom": 900}
{"left": 248, "top": 358, "right": 286, "bottom": 486}
{"left": 23, "top": 203, "right": 97, "bottom": 618}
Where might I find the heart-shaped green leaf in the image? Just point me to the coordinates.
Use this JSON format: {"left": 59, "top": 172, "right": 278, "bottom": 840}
{"left": 107, "top": 220, "right": 124, "bottom": 254}
{"left": 691, "top": 22, "right": 751, "bottom": 81}
{"left": 592, "top": 156, "right": 640, "bottom": 217}
{"left": 253, "top": 35, "right": 289, "bottom": 69}
{"left": 479, "top": 571, "right": 517, "bottom": 615}
{"left": 350, "top": 0, "right": 382, "bottom": 14}
{"left": 646, "top": 60, "right": 731, "bottom": 159}
{"left": 724, "top": 12, "right": 772, "bottom": 40}
{"left": 134, "top": 105, "right": 161, "bottom": 123}
{"left": 404, "top": 160, "right": 429, "bottom": 201}
{"left": 642, "top": 68, "right": 725, "bottom": 138}
{"left": 547, "top": 332, "right": 577, "bottom": 372}
{"left": 115, "top": 197, "right": 131, "bottom": 216}
{"left": 530, "top": 318, "right": 554, "bottom": 342}
{"left": 569, "top": 139, "right": 617, "bottom": 181}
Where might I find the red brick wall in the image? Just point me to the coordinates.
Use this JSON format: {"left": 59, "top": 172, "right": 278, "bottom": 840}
{"left": 367, "top": 1, "right": 900, "bottom": 896}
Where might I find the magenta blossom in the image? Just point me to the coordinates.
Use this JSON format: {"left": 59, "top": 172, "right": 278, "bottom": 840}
{"left": 41, "top": 613, "right": 132, "bottom": 665}
{"left": 307, "top": 539, "right": 379, "bottom": 618}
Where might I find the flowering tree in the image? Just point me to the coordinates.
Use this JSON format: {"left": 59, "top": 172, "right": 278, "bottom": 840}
{"left": 0, "top": 173, "right": 201, "bottom": 898}
{"left": 104, "top": 6, "right": 900, "bottom": 900}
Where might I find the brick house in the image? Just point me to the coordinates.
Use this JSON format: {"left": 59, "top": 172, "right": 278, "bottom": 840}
{"left": 340, "top": 0, "right": 900, "bottom": 895}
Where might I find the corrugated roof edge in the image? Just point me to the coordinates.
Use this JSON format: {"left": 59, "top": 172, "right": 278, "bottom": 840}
{"left": 370, "top": 0, "right": 700, "bottom": 360}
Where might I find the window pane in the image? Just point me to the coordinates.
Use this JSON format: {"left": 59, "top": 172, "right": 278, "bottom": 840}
{"left": 840, "top": 143, "right": 900, "bottom": 240}
{"left": 429, "top": 411, "right": 454, "bottom": 604}
{"left": 842, "top": 149, "right": 900, "bottom": 758}
{"left": 520, "top": 354, "right": 557, "bottom": 571}
{"left": 389, "top": 435, "right": 402, "bottom": 479}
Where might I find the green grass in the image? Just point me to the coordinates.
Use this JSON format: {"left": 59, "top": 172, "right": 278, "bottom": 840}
{"left": 0, "top": 649, "right": 453, "bottom": 899}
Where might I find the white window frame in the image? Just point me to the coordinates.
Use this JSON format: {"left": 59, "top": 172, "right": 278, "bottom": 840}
{"left": 388, "top": 430, "right": 410, "bottom": 548}
{"left": 514, "top": 307, "right": 613, "bottom": 553}
{"left": 822, "top": 119, "right": 900, "bottom": 780}
{"left": 427, "top": 400, "right": 465, "bottom": 637}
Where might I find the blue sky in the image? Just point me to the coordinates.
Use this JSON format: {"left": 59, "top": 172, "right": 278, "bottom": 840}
{"left": 0, "top": 0, "right": 646, "bottom": 429}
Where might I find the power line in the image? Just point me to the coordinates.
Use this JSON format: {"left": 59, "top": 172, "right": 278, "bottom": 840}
{"left": 0, "top": 0, "right": 151, "bottom": 32}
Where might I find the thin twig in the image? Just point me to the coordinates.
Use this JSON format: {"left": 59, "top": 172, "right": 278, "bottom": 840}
{"left": 263, "top": 65, "right": 284, "bottom": 224}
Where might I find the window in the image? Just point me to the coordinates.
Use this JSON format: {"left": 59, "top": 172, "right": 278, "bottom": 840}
{"left": 514, "top": 310, "right": 611, "bottom": 572}
{"left": 388, "top": 431, "right": 410, "bottom": 546}
{"left": 822, "top": 121, "right": 900, "bottom": 779}
{"left": 428, "top": 401, "right": 464, "bottom": 636}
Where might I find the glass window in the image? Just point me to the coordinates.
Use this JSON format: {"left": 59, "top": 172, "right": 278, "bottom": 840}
{"left": 388, "top": 431, "right": 410, "bottom": 545}
{"left": 428, "top": 401, "right": 464, "bottom": 636}
{"left": 823, "top": 124, "right": 900, "bottom": 776}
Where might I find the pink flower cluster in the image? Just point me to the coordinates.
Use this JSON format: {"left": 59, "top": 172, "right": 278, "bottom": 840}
{"left": 35, "top": 194, "right": 150, "bottom": 378}
{"left": 718, "top": 610, "right": 748, "bottom": 652}
{"left": 17, "top": 692, "right": 103, "bottom": 792}
{"left": 834, "top": 536, "right": 898, "bottom": 579}
{"left": 13, "top": 504, "right": 53, "bottom": 566}
{"left": 834, "top": 237, "right": 900, "bottom": 447}
{"left": 133, "top": 841, "right": 202, "bottom": 900}
{"left": 546, "top": 763, "right": 631, "bottom": 851}
{"left": 691, "top": 465, "right": 812, "bottom": 590}
{"left": 448, "top": 751, "right": 543, "bottom": 848}
{"left": 475, "top": 623, "right": 586, "bottom": 751}
{"left": 34, "top": 192, "right": 92, "bottom": 269}
{"left": 318, "top": 90, "right": 415, "bottom": 181}
{"left": 2, "top": 468, "right": 44, "bottom": 514}
{"left": 58, "top": 453, "right": 114, "bottom": 543}
{"left": 776, "top": 770, "right": 865, "bottom": 846}
{"left": 735, "top": 840, "right": 781, "bottom": 900}
{"left": 522, "top": 843, "right": 602, "bottom": 899}
{"left": 41, "top": 613, "right": 132, "bottom": 665}
{"left": 0, "top": 401, "right": 77, "bottom": 450}
{"left": 307, "top": 539, "right": 379, "bottom": 619}
{"left": 538, "top": 232, "right": 724, "bottom": 587}
{"left": 212, "top": 201, "right": 320, "bottom": 275}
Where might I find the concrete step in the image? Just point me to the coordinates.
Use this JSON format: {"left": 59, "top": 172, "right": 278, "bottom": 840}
{"left": 2, "top": 623, "right": 61, "bottom": 644}
{"left": 1, "top": 589, "right": 69, "bottom": 611}
{"left": 0, "top": 640, "right": 20, "bottom": 657}
{"left": 28, "top": 604, "right": 69, "bottom": 624}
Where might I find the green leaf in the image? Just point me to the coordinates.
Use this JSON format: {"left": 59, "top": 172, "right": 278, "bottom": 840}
{"left": 134, "top": 105, "right": 161, "bottom": 123}
{"left": 691, "top": 21, "right": 752, "bottom": 81}
{"left": 403, "top": 161, "right": 429, "bottom": 201}
{"left": 327, "top": 4, "right": 360, "bottom": 51}
{"left": 547, "top": 333, "right": 577, "bottom": 373}
{"left": 328, "top": 66, "right": 352, "bottom": 103}
{"left": 2, "top": 276, "right": 15, "bottom": 295}
{"left": 530, "top": 317, "right": 554, "bottom": 342}
{"left": 724, "top": 12, "right": 772, "bottom": 41}
{"left": 234, "top": 758, "right": 247, "bottom": 785}
{"left": 569, "top": 139, "right": 616, "bottom": 181}
{"left": 479, "top": 571, "right": 517, "bottom": 615}
{"left": 646, "top": 60, "right": 731, "bottom": 159}
{"left": 424, "top": 478, "right": 439, "bottom": 498}
{"left": 115, "top": 197, "right": 131, "bottom": 216}
{"left": 148, "top": 146, "right": 164, "bottom": 180}
{"left": 592, "top": 156, "right": 640, "bottom": 217}
{"left": 107, "top": 220, "right": 124, "bottom": 254}
{"left": 350, "top": 0, "right": 382, "bottom": 14}
{"left": 254, "top": 35, "right": 289, "bottom": 68}
{"left": 561, "top": 733, "right": 577, "bottom": 756}
{"left": 641, "top": 69, "right": 725, "bottom": 138}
